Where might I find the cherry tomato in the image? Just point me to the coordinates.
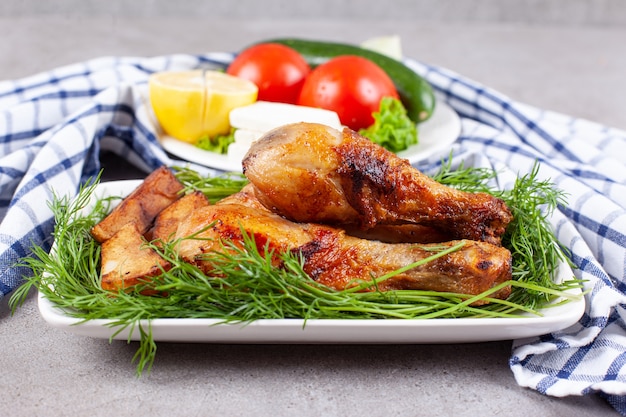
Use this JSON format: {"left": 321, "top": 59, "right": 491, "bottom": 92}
{"left": 297, "top": 55, "right": 399, "bottom": 130}
{"left": 226, "top": 43, "right": 311, "bottom": 104}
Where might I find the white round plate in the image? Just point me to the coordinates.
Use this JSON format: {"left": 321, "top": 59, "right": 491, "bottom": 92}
{"left": 160, "top": 100, "right": 462, "bottom": 172}
{"left": 397, "top": 100, "right": 462, "bottom": 162}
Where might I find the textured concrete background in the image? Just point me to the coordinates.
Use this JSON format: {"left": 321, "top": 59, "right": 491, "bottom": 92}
{"left": 2, "top": 0, "right": 626, "bottom": 26}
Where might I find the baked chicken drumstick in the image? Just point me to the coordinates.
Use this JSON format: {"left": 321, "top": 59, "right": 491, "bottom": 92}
{"left": 173, "top": 189, "right": 512, "bottom": 302}
{"left": 243, "top": 123, "right": 512, "bottom": 246}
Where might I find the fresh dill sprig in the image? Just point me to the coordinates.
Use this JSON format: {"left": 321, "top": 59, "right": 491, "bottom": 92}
{"left": 172, "top": 166, "right": 248, "bottom": 203}
{"left": 431, "top": 158, "right": 499, "bottom": 194}
{"left": 9, "top": 174, "right": 109, "bottom": 312}
{"left": 433, "top": 160, "right": 575, "bottom": 310}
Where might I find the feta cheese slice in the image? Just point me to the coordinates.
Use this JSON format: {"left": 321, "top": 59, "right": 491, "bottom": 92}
{"left": 229, "top": 101, "right": 342, "bottom": 133}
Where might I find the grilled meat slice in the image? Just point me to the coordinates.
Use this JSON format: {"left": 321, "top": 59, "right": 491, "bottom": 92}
{"left": 148, "top": 191, "right": 210, "bottom": 243}
{"left": 91, "top": 166, "right": 184, "bottom": 243}
{"left": 100, "top": 222, "right": 170, "bottom": 291}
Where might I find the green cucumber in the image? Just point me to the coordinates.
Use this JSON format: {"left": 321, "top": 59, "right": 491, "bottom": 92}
{"left": 258, "top": 38, "right": 436, "bottom": 123}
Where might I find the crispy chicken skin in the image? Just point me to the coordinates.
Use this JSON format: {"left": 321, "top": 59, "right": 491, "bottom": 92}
{"left": 243, "top": 123, "right": 512, "bottom": 246}
{"left": 174, "top": 197, "right": 512, "bottom": 301}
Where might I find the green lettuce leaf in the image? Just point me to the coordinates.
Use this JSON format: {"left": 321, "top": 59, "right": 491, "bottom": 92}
{"left": 359, "top": 97, "right": 418, "bottom": 152}
{"left": 196, "top": 128, "right": 236, "bottom": 154}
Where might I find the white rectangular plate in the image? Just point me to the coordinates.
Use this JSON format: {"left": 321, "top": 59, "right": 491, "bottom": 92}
{"left": 37, "top": 180, "right": 585, "bottom": 344}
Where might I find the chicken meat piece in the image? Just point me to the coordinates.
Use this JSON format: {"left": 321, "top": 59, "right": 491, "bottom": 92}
{"left": 174, "top": 199, "right": 512, "bottom": 302}
{"left": 242, "top": 123, "right": 512, "bottom": 246}
{"left": 100, "top": 222, "right": 170, "bottom": 291}
{"left": 216, "top": 183, "right": 271, "bottom": 211}
{"left": 91, "top": 166, "right": 184, "bottom": 243}
{"left": 343, "top": 224, "right": 453, "bottom": 244}
{"left": 148, "top": 190, "right": 210, "bottom": 243}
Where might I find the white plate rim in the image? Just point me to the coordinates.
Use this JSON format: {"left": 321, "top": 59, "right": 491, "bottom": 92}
{"left": 37, "top": 180, "right": 585, "bottom": 344}
{"left": 159, "top": 100, "right": 462, "bottom": 172}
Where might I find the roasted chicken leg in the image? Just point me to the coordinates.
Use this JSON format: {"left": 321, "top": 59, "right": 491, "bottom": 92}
{"left": 174, "top": 193, "right": 512, "bottom": 302}
{"left": 243, "top": 123, "right": 512, "bottom": 246}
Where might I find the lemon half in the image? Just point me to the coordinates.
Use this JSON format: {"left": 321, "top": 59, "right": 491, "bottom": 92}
{"left": 149, "top": 70, "right": 258, "bottom": 144}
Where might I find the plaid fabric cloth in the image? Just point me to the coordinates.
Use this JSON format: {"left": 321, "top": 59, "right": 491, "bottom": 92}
{"left": 1, "top": 53, "right": 625, "bottom": 414}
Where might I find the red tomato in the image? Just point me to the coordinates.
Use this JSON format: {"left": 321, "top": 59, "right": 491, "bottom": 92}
{"left": 226, "top": 43, "right": 311, "bottom": 104}
{"left": 298, "top": 55, "right": 399, "bottom": 130}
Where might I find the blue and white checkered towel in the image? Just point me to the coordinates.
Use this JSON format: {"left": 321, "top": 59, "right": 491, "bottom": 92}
{"left": 1, "top": 53, "right": 625, "bottom": 414}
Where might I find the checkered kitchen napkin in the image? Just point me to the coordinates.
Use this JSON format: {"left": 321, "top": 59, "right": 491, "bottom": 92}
{"left": 1, "top": 53, "right": 625, "bottom": 414}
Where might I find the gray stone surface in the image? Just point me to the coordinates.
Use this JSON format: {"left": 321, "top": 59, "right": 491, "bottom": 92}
{"left": 0, "top": 4, "right": 624, "bottom": 416}
{"left": 2, "top": 0, "right": 626, "bottom": 26}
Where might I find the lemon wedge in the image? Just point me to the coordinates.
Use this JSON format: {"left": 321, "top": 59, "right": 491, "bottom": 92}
{"left": 149, "top": 70, "right": 258, "bottom": 144}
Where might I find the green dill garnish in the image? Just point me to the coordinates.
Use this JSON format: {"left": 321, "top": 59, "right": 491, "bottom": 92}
{"left": 431, "top": 159, "right": 577, "bottom": 309}
{"left": 10, "top": 161, "right": 582, "bottom": 375}
{"left": 173, "top": 166, "right": 248, "bottom": 203}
